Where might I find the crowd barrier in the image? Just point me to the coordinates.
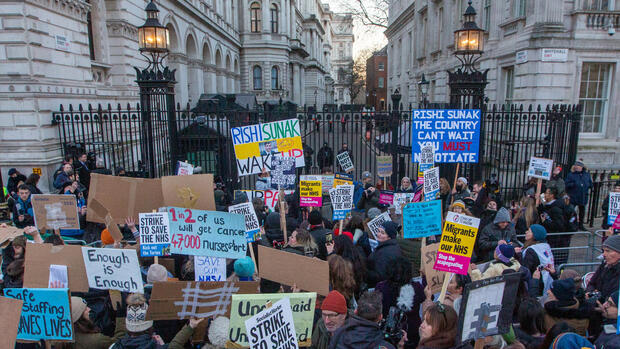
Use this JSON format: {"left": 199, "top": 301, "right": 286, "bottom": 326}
{"left": 516, "top": 231, "right": 597, "bottom": 269}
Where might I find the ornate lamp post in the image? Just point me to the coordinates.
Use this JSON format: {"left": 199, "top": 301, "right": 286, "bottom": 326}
{"left": 417, "top": 74, "right": 429, "bottom": 108}
{"left": 137, "top": 1, "right": 170, "bottom": 73}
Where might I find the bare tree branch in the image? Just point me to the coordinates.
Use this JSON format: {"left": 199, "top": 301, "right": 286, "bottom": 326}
{"left": 337, "top": 0, "right": 389, "bottom": 29}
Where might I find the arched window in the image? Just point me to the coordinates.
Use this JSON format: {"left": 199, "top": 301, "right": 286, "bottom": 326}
{"left": 250, "top": 2, "right": 261, "bottom": 33}
{"left": 253, "top": 65, "right": 262, "bottom": 90}
{"left": 338, "top": 68, "right": 345, "bottom": 82}
{"left": 270, "top": 4, "right": 278, "bottom": 33}
{"left": 271, "top": 66, "right": 279, "bottom": 90}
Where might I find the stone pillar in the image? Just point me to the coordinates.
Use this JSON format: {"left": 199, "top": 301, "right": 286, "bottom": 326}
{"left": 262, "top": 1, "right": 269, "bottom": 32}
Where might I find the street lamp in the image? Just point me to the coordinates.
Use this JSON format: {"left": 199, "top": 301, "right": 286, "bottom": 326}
{"left": 391, "top": 88, "right": 401, "bottom": 111}
{"left": 418, "top": 73, "right": 429, "bottom": 107}
{"left": 137, "top": 1, "right": 170, "bottom": 72}
{"left": 314, "top": 88, "right": 318, "bottom": 107}
{"left": 454, "top": 1, "right": 485, "bottom": 72}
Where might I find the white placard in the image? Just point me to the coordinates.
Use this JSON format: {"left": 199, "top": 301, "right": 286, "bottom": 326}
{"left": 81, "top": 247, "right": 144, "bottom": 293}
{"left": 367, "top": 212, "right": 392, "bottom": 239}
{"left": 516, "top": 50, "right": 528, "bottom": 64}
{"left": 228, "top": 202, "right": 261, "bottom": 242}
{"left": 336, "top": 152, "right": 354, "bottom": 173}
{"left": 527, "top": 157, "right": 554, "bottom": 180}
{"left": 393, "top": 193, "right": 415, "bottom": 214}
{"left": 48, "top": 264, "right": 68, "bottom": 288}
{"left": 329, "top": 184, "right": 355, "bottom": 220}
{"left": 177, "top": 161, "right": 194, "bottom": 176}
{"left": 139, "top": 212, "right": 171, "bottom": 257}
{"left": 541, "top": 48, "right": 568, "bottom": 62}
{"left": 194, "top": 256, "right": 227, "bottom": 282}
{"left": 608, "top": 192, "right": 620, "bottom": 227}
{"left": 423, "top": 167, "right": 440, "bottom": 199}
{"left": 244, "top": 297, "right": 298, "bottom": 349}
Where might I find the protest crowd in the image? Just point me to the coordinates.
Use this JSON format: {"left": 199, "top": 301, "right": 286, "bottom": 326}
{"left": 2, "top": 119, "right": 620, "bottom": 349}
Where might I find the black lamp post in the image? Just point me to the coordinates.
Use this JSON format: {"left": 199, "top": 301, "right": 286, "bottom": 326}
{"left": 137, "top": 1, "right": 170, "bottom": 74}
{"left": 418, "top": 73, "right": 429, "bottom": 107}
{"left": 391, "top": 88, "right": 402, "bottom": 111}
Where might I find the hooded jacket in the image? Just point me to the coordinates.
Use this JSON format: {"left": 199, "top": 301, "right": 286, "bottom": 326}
{"left": 74, "top": 317, "right": 126, "bottom": 349}
{"left": 543, "top": 299, "right": 592, "bottom": 336}
{"left": 328, "top": 315, "right": 395, "bottom": 349}
{"left": 476, "top": 208, "right": 517, "bottom": 262}
{"left": 366, "top": 238, "right": 402, "bottom": 287}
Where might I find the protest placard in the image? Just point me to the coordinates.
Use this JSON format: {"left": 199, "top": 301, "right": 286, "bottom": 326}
{"left": 379, "top": 190, "right": 394, "bottom": 205}
{"left": 423, "top": 167, "right": 440, "bottom": 201}
{"left": 527, "top": 157, "right": 553, "bottom": 180}
{"left": 104, "top": 212, "right": 123, "bottom": 242}
{"left": 231, "top": 119, "right": 304, "bottom": 176}
{"left": 146, "top": 281, "right": 259, "bottom": 320}
{"left": 421, "top": 244, "right": 445, "bottom": 294}
{"left": 82, "top": 247, "right": 143, "bottom": 293}
{"left": 31, "top": 194, "right": 79, "bottom": 230}
{"left": 258, "top": 245, "right": 330, "bottom": 296}
{"left": 321, "top": 174, "right": 335, "bottom": 194}
{"left": 194, "top": 256, "right": 227, "bottom": 281}
{"left": 329, "top": 185, "right": 354, "bottom": 220}
{"left": 49, "top": 265, "right": 68, "bottom": 288}
{"left": 24, "top": 243, "right": 89, "bottom": 292}
{"left": 177, "top": 161, "right": 194, "bottom": 176}
{"left": 333, "top": 173, "right": 353, "bottom": 187}
{"left": 393, "top": 193, "right": 415, "bottom": 215}
{"left": 87, "top": 173, "right": 215, "bottom": 224}
{"left": 608, "top": 192, "right": 620, "bottom": 227}
{"left": 234, "top": 190, "right": 294, "bottom": 210}
{"left": 0, "top": 225, "right": 24, "bottom": 248}
{"left": 270, "top": 156, "right": 297, "bottom": 190}
{"left": 0, "top": 296, "right": 23, "bottom": 348}
{"left": 336, "top": 151, "right": 354, "bottom": 173}
{"left": 367, "top": 212, "right": 392, "bottom": 239}
{"left": 139, "top": 212, "right": 171, "bottom": 257}
{"left": 167, "top": 207, "right": 247, "bottom": 259}
{"left": 403, "top": 201, "right": 442, "bottom": 238}
{"left": 299, "top": 175, "right": 322, "bottom": 207}
{"left": 244, "top": 297, "right": 298, "bottom": 349}
{"left": 418, "top": 144, "right": 435, "bottom": 180}
{"left": 228, "top": 202, "right": 261, "bottom": 242}
{"left": 412, "top": 109, "right": 481, "bottom": 163}
{"left": 4, "top": 288, "right": 73, "bottom": 341}
{"left": 434, "top": 212, "right": 480, "bottom": 275}
{"left": 229, "top": 293, "right": 316, "bottom": 347}
{"left": 377, "top": 156, "right": 393, "bottom": 177}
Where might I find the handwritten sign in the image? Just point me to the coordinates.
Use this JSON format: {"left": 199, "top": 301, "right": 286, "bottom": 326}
{"left": 228, "top": 202, "right": 261, "bottom": 242}
{"left": 234, "top": 190, "right": 294, "bottom": 210}
{"left": 403, "top": 200, "right": 442, "bottom": 238}
{"left": 244, "top": 297, "right": 298, "bottom": 349}
{"left": 412, "top": 109, "right": 481, "bottom": 163}
{"left": 194, "top": 256, "right": 227, "bottom": 282}
{"left": 231, "top": 119, "right": 304, "bottom": 176}
{"left": 4, "top": 288, "right": 73, "bottom": 341}
{"left": 377, "top": 156, "right": 393, "bottom": 177}
{"left": 177, "top": 161, "right": 194, "bottom": 176}
{"left": 321, "top": 175, "right": 334, "bottom": 194}
{"left": 423, "top": 167, "right": 440, "bottom": 201}
{"left": 527, "top": 157, "right": 553, "bottom": 180}
{"left": 336, "top": 152, "right": 354, "bottom": 173}
{"left": 367, "top": 212, "right": 391, "bottom": 239}
{"left": 422, "top": 244, "right": 445, "bottom": 294}
{"left": 434, "top": 212, "right": 480, "bottom": 275}
{"left": 418, "top": 144, "right": 435, "bottom": 180}
{"left": 608, "top": 192, "right": 620, "bottom": 227}
{"left": 329, "top": 185, "right": 354, "bottom": 220}
{"left": 300, "top": 175, "right": 322, "bottom": 207}
{"left": 270, "top": 156, "right": 297, "bottom": 190}
{"left": 139, "top": 212, "right": 171, "bottom": 257}
{"left": 31, "top": 194, "right": 79, "bottom": 230}
{"left": 393, "top": 193, "right": 415, "bottom": 215}
{"left": 168, "top": 207, "right": 247, "bottom": 259}
{"left": 333, "top": 173, "right": 353, "bottom": 187}
{"left": 379, "top": 190, "right": 394, "bottom": 205}
{"left": 82, "top": 247, "right": 144, "bottom": 293}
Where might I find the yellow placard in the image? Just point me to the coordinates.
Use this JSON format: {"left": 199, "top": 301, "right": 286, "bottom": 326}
{"left": 438, "top": 220, "right": 478, "bottom": 257}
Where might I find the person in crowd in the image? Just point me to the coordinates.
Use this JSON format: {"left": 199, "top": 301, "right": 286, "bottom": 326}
{"left": 546, "top": 332, "right": 594, "bottom": 349}
{"left": 478, "top": 199, "right": 498, "bottom": 231}
{"left": 476, "top": 207, "right": 517, "bottom": 262}
{"left": 354, "top": 171, "right": 374, "bottom": 209}
{"left": 70, "top": 296, "right": 126, "bottom": 348}
{"left": 24, "top": 173, "right": 42, "bottom": 195}
{"left": 337, "top": 143, "right": 353, "bottom": 172}
{"left": 366, "top": 221, "right": 402, "bottom": 288}
{"left": 327, "top": 255, "right": 357, "bottom": 309}
{"left": 601, "top": 180, "right": 620, "bottom": 229}
{"left": 329, "top": 291, "right": 397, "bottom": 349}
{"left": 443, "top": 274, "right": 471, "bottom": 313}
{"left": 470, "top": 243, "right": 521, "bottom": 280}
{"left": 76, "top": 152, "right": 91, "bottom": 191}
{"left": 516, "top": 224, "right": 554, "bottom": 294}
{"left": 448, "top": 200, "right": 473, "bottom": 216}
{"left": 565, "top": 161, "right": 592, "bottom": 231}
{"left": 53, "top": 163, "right": 73, "bottom": 189}
{"left": 376, "top": 178, "right": 394, "bottom": 191}
{"left": 439, "top": 178, "right": 452, "bottom": 214}
{"left": 12, "top": 184, "right": 34, "bottom": 228}
{"left": 586, "top": 235, "right": 620, "bottom": 301}
{"left": 1, "top": 235, "right": 28, "bottom": 289}
{"left": 285, "top": 227, "right": 319, "bottom": 257}
{"left": 343, "top": 215, "right": 371, "bottom": 257}
{"left": 7, "top": 168, "right": 27, "bottom": 196}
{"left": 593, "top": 290, "right": 620, "bottom": 348}
{"left": 331, "top": 234, "right": 368, "bottom": 297}
{"left": 547, "top": 166, "right": 566, "bottom": 196}
{"left": 543, "top": 278, "right": 591, "bottom": 336}
{"left": 255, "top": 167, "right": 272, "bottom": 190}
{"left": 513, "top": 196, "right": 539, "bottom": 235}
{"left": 397, "top": 177, "right": 415, "bottom": 193}
{"left": 514, "top": 298, "right": 546, "bottom": 349}
{"left": 538, "top": 186, "right": 571, "bottom": 264}
{"left": 312, "top": 290, "right": 349, "bottom": 349}
{"left": 252, "top": 197, "right": 267, "bottom": 226}
{"left": 308, "top": 210, "right": 330, "bottom": 259}
{"left": 451, "top": 177, "right": 471, "bottom": 203}
{"left": 91, "top": 157, "right": 112, "bottom": 175}
{"left": 470, "top": 180, "right": 489, "bottom": 217}
{"left": 357, "top": 174, "right": 380, "bottom": 214}
{"left": 317, "top": 142, "right": 334, "bottom": 169}
{"left": 115, "top": 166, "right": 126, "bottom": 176}
{"left": 303, "top": 142, "right": 314, "bottom": 173}
{"left": 418, "top": 303, "right": 473, "bottom": 349}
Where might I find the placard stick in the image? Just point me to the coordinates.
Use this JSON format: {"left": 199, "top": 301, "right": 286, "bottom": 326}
{"left": 450, "top": 163, "right": 460, "bottom": 204}
{"left": 278, "top": 187, "right": 287, "bottom": 243}
{"left": 339, "top": 219, "right": 344, "bottom": 234}
{"left": 535, "top": 178, "right": 542, "bottom": 206}
{"left": 438, "top": 272, "right": 452, "bottom": 303}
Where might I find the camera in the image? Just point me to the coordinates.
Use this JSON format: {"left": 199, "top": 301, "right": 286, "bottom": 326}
{"left": 381, "top": 306, "right": 405, "bottom": 345}
{"left": 586, "top": 291, "right": 604, "bottom": 305}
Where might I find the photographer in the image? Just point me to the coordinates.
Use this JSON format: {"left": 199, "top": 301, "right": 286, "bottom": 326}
{"left": 543, "top": 279, "right": 591, "bottom": 336}
{"left": 12, "top": 184, "right": 34, "bottom": 228}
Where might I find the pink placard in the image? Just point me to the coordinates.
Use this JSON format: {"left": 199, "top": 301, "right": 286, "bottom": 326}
{"left": 379, "top": 191, "right": 394, "bottom": 205}
{"left": 433, "top": 251, "right": 471, "bottom": 275}
{"left": 300, "top": 197, "right": 322, "bottom": 207}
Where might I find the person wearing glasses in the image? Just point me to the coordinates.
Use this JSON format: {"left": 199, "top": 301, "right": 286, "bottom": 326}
{"left": 311, "top": 290, "right": 349, "bottom": 349}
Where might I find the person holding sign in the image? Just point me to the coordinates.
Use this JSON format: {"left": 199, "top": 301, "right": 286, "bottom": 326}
{"left": 366, "top": 221, "right": 402, "bottom": 288}
{"left": 70, "top": 296, "right": 127, "bottom": 348}
{"left": 476, "top": 207, "right": 517, "bottom": 262}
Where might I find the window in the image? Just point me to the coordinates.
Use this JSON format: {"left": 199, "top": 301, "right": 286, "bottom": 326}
{"left": 87, "top": 12, "right": 95, "bottom": 60}
{"left": 253, "top": 65, "right": 262, "bottom": 89}
{"left": 378, "top": 77, "right": 384, "bottom": 88}
{"left": 437, "top": 8, "right": 443, "bottom": 51}
{"left": 270, "top": 4, "right": 278, "bottom": 33}
{"left": 378, "top": 62, "right": 384, "bottom": 71}
{"left": 483, "top": 0, "right": 491, "bottom": 30}
{"left": 339, "top": 90, "right": 344, "bottom": 99}
{"left": 339, "top": 43, "right": 344, "bottom": 59}
{"left": 502, "top": 66, "right": 515, "bottom": 105}
{"left": 338, "top": 68, "right": 345, "bottom": 82}
{"left": 581, "top": 0, "right": 612, "bottom": 10}
{"left": 579, "top": 63, "right": 613, "bottom": 133}
{"left": 271, "top": 66, "right": 279, "bottom": 90}
{"left": 513, "top": 0, "right": 526, "bottom": 17}
{"left": 250, "top": 2, "right": 261, "bottom": 33}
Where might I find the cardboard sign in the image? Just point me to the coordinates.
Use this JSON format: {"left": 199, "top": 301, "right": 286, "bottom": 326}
{"left": 393, "top": 193, "right": 415, "bottom": 215}
{"left": 139, "top": 212, "right": 171, "bottom": 257}
{"left": 146, "top": 281, "right": 259, "bottom": 320}
{"left": 245, "top": 297, "right": 299, "bottom": 349}
{"left": 230, "top": 293, "right": 316, "bottom": 348}
{"left": 412, "top": 110, "right": 481, "bottom": 163}
{"left": 82, "top": 247, "right": 144, "bottom": 293}
{"left": 336, "top": 151, "right": 354, "bottom": 173}
{"left": 377, "top": 156, "right": 393, "bottom": 177}
{"left": 329, "top": 184, "right": 354, "bottom": 220}
{"left": 333, "top": 173, "right": 353, "bottom": 187}
{"left": 321, "top": 175, "right": 335, "bottom": 194}
{"left": 299, "top": 175, "right": 322, "bottom": 207}
{"left": 422, "top": 244, "right": 445, "bottom": 294}
{"left": 367, "top": 212, "right": 392, "bottom": 239}
{"left": 4, "top": 288, "right": 73, "bottom": 341}
{"left": 31, "top": 194, "right": 79, "bottom": 230}
{"left": 423, "top": 167, "right": 440, "bottom": 201}
{"left": 228, "top": 202, "right": 261, "bottom": 243}
{"left": 235, "top": 190, "right": 294, "bottom": 210}
{"left": 258, "top": 245, "right": 330, "bottom": 296}
{"left": 194, "top": 256, "right": 227, "bottom": 282}
{"left": 608, "top": 192, "right": 620, "bottom": 227}
{"left": 168, "top": 207, "right": 247, "bottom": 259}
{"left": 177, "top": 161, "right": 194, "bottom": 176}
{"left": 379, "top": 190, "right": 394, "bottom": 205}
{"left": 418, "top": 144, "right": 435, "bottom": 180}
{"left": 0, "top": 296, "right": 23, "bottom": 348}
{"left": 104, "top": 213, "right": 124, "bottom": 242}
{"left": 527, "top": 157, "right": 553, "bottom": 180}
{"left": 0, "top": 225, "right": 24, "bottom": 248}
{"left": 434, "top": 212, "right": 480, "bottom": 275}
{"left": 24, "top": 243, "right": 89, "bottom": 292}
{"left": 231, "top": 119, "right": 305, "bottom": 176}
{"left": 270, "top": 156, "right": 297, "bottom": 190}
{"left": 403, "top": 200, "right": 442, "bottom": 238}
{"left": 87, "top": 173, "right": 215, "bottom": 224}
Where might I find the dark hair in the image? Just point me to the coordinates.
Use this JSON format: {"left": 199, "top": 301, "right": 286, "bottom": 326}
{"left": 17, "top": 184, "right": 31, "bottom": 192}
{"left": 357, "top": 291, "right": 383, "bottom": 322}
{"left": 25, "top": 174, "right": 40, "bottom": 186}
{"left": 345, "top": 215, "right": 364, "bottom": 232}
{"left": 64, "top": 154, "right": 73, "bottom": 162}
{"left": 454, "top": 274, "right": 471, "bottom": 291}
{"left": 333, "top": 235, "right": 367, "bottom": 293}
{"left": 44, "top": 234, "right": 65, "bottom": 246}
{"left": 423, "top": 303, "right": 458, "bottom": 341}
{"left": 61, "top": 181, "right": 75, "bottom": 193}
{"left": 518, "top": 298, "right": 546, "bottom": 335}
{"left": 546, "top": 186, "right": 559, "bottom": 198}
{"left": 539, "top": 322, "right": 575, "bottom": 349}
{"left": 74, "top": 316, "right": 99, "bottom": 334}
{"left": 386, "top": 256, "right": 412, "bottom": 290}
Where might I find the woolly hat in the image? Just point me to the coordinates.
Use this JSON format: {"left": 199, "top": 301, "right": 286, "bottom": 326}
{"left": 71, "top": 297, "right": 87, "bottom": 323}
{"left": 493, "top": 207, "right": 511, "bottom": 224}
{"left": 381, "top": 221, "right": 399, "bottom": 239}
{"left": 550, "top": 279, "right": 576, "bottom": 302}
{"left": 452, "top": 200, "right": 466, "bottom": 209}
{"left": 603, "top": 235, "right": 620, "bottom": 253}
{"left": 367, "top": 207, "right": 382, "bottom": 220}
{"left": 321, "top": 290, "right": 347, "bottom": 314}
{"left": 264, "top": 212, "right": 281, "bottom": 230}
{"left": 126, "top": 294, "right": 153, "bottom": 332}
{"left": 341, "top": 231, "right": 353, "bottom": 241}
{"left": 101, "top": 228, "right": 115, "bottom": 245}
{"left": 495, "top": 244, "right": 514, "bottom": 263}
{"left": 551, "top": 333, "right": 594, "bottom": 349}
{"left": 147, "top": 264, "right": 168, "bottom": 284}
{"left": 208, "top": 316, "right": 230, "bottom": 347}
{"left": 309, "top": 210, "right": 323, "bottom": 225}
{"left": 8, "top": 168, "right": 17, "bottom": 176}
{"left": 530, "top": 224, "right": 547, "bottom": 242}
{"left": 457, "top": 177, "right": 468, "bottom": 186}
{"left": 234, "top": 256, "right": 255, "bottom": 278}
{"left": 574, "top": 161, "right": 585, "bottom": 168}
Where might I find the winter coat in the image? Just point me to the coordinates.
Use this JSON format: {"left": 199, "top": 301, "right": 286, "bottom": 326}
{"left": 470, "top": 259, "right": 521, "bottom": 281}
{"left": 513, "top": 327, "right": 544, "bottom": 349}
{"left": 595, "top": 330, "right": 620, "bottom": 349}
{"left": 586, "top": 261, "right": 620, "bottom": 300}
{"left": 357, "top": 187, "right": 380, "bottom": 213}
{"left": 317, "top": 146, "right": 334, "bottom": 169}
{"left": 53, "top": 171, "right": 71, "bottom": 189}
{"left": 366, "top": 238, "right": 402, "bottom": 287}
{"left": 311, "top": 318, "right": 331, "bottom": 349}
{"left": 537, "top": 200, "right": 566, "bottom": 233}
{"left": 76, "top": 160, "right": 91, "bottom": 190}
{"left": 12, "top": 195, "right": 34, "bottom": 228}
{"left": 565, "top": 170, "right": 592, "bottom": 206}
{"left": 451, "top": 188, "right": 471, "bottom": 203}
{"left": 519, "top": 244, "right": 544, "bottom": 274}
{"left": 74, "top": 317, "right": 126, "bottom": 349}
{"left": 309, "top": 225, "right": 330, "bottom": 260}
{"left": 111, "top": 324, "right": 193, "bottom": 349}
{"left": 478, "top": 209, "right": 497, "bottom": 232}
{"left": 476, "top": 212, "right": 517, "bottom": 262}
{"left": 376, "top": 281, "right": 425, "bottom": 347}
{"left": 328, "top": 315, "right": 395, "bottom": 349}
{"left": 7, "top": 174, "right": 26, "bottom": 195}
{"left": 544, "top": 299, "right": 591, "bottom": 336}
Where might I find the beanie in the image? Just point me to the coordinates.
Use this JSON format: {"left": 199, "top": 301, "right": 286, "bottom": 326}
{"left": 452, "top": 200, "right": 465, "bottom": 209}
{"left": 550, "top": 279, "right": 576, "bottom": 302}
{"left": 8, "top": 168, "right": 17, "bottom": 176}
{"left": 234, "top": 256, "right": 255, "bottom": 278}
{"left": 321, "top": 290, "right": 347, "bottom": 314}
{"left": 574, "top": 161, "right": 585, "bottom": 168}
{"left": 71, "top": 297, "right": 87, "bottom": 323}
{"left": 309, "top": 210, "right": 323, "bottom": 225}
{"left": 457, "top": 177, "right": 468, "bottom": 186}
{"left": 551, "top": 333, "right": 594, "bottom": 349}
{"left": 265, "top": 212, "right": 281, "bottom": 230}
{"left": 126, "top": 293, "right": 153, "bottom": 332}
{"left": 602, "top": 235, "right": 620, "bottom": 253}
{"left": 381, "top": 221, "right": 398, "bottom": 239}
{"left": 208, "top": 316, "right": 230, "bottom": 347}
{"left": 101, "top": 228, "right": 115, "bottom": 245}
{"left": 493, "top": 207, "right": 511, "bottom": 224}
{"left": 147, "top": 264, "right": 168, "bottom": 284}
{"left": 530, "top": 224, "right": 547, "bottom": 242}
{"left": 367, "top": 207, "right": 381, "bottom": 220}
{"left": 496, "top": 244, "right": 515, "bottom": 263}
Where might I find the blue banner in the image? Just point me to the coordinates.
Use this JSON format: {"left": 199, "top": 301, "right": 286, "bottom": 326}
{"left": 403, "top": 200, "right": 443, "bottom": 238}
{"left": 411, "top": 109, "right": 481, "bottom": 163}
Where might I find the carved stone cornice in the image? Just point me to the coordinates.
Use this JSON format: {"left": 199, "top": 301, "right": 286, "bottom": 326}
{"left": 28, "top": 0, "right": 90, "bottom": 21}
{"left": 106, "top": 20, "right": 138, "bottom": 41}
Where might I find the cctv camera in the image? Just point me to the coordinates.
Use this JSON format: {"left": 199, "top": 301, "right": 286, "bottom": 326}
{"left": 608, "top": 25, "right": 616, "bottom": 36}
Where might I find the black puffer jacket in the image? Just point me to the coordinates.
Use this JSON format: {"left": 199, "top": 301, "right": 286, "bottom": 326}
{"left": 366, "top": 239, "right": 402, "bottom": 288}
{"left": 328, "top": 315, "right": 395, "bottom": 349}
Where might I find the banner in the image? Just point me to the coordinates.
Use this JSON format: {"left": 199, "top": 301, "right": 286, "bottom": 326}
{"left": 139, "top": 212, "right": 171, "bottom": 257}
{"left": 527, "top": 157, "right": 553, "bottom": 180}
{"left": 244, "top": 297, "right": 299, "bottom": 349}
{"left": 379, "top": 190, "right": 394, "bottom": 205}
{"left": 421, "top": 244, "right": 445, "bottom": 294}
{"left": 270, "top": 156, "right": 297, "bottom": 190}
{"left": 31, "top": 194, "right": 79, "bottom": 230}
{"left": 177, "top": 161, "right": 194, "bottom": 176}
{"left": 167, "top": 207, "right": 247, "bottom": 259}
{"left": 234, "top": 190, "right": 294, "bottom": 210}
{"left": 608, "top": 192, "right": 620, "bottom": 227}
{"left": 229, "top": 293, "right": 315, "bottom": 347}
{"left": 423, "top": 167, "right": 440, "bottom": 201}
{"left": 333, "top": 173, "right": 353, "bottom": 187}
{"left": 300, "top": 175, "right": 322, "bottom": 207}
{"left": 82, "top": 247, "right": 143, "bottom": 293}
{"left": 194, "top": 256, "right": 227, "bottom": 282}
{"left": 376, "top": 156, "right": 393, "bottom": 177}
{"left": 412, "top": 109, "right": 481, "bottom": 163}
{"left": 433, "top": 212, "right": 480, "bottom": 275}
{"left": 4, "top": 288, "right": 73, "bottom": 341}
{"left": 393, "top": 193, "right": 415, "bottom": 215}
{"left": 336, "top": 152, "right": 354, "bottom": 173}
{"left": 0, "top": 296, "right": 23, "bottom": 348}
{"left": 228, "top": 202, "right": 261, "bottom": 243}
{"left": 403, "top": 200, "right": 442, "bottom": 238}
{"left": 231, "top": 119, "right": 304, "bottom": 176}
{"left": 418, "top": 144, "right": 435, "bottom": 180}
{"left": 367, "top": 212, "right": 392, "bottom": 239}
{"left": 329, "top": 185, "right": 354, "bottom": 220}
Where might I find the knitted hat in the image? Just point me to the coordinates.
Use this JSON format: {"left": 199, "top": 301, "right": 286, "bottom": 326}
{"left": 309, "top": 210, "right": 323, "bottom": 225}
{"left": 530, "top": 224, "right": 547, "bottom": 241}
{"left": 367, "top": 207, "right": 381, "bottom": 220}
{"left": 126, "top": 294, "right": 153, "bottom": 332}
{"left": 452, "top": 200, "right": 465, "bottom": 209}
{"left": 208, "top": 316, "right": 230, "bottom": 347}
{"left": 264, "top": 212, "right": 281, "bottom": 230}
{"left": 362, "top": 171, "right": 372, "bottom": 179}
{"left": 70, "top": 297, "right": 87, "bottom": 323}
{"left": 234, "top": 256, "right": 255, "bottom": 278}
{"left": 321, "top": 290, "right": 347, "bottom": 314}
{"left": 493, "top": 207, "right": 511, "bottom": 224}
{"left": 457, "top": 177, "right": 468, "bottom": 186}
{"left": 551, "top": 333, "right": 594, "bottom": 349}
{"left": 602, "top": 235, "right": 620, "bottom": 253}
{"left": 147, "top": 264, "right": 168, "bottom": 284}
{"left": 8, "top": 168, "right": 17, "bottom": 176}
{"left": 550, "top": 279, "right": 575, "bottom": 302}
{"left": 101, "top": 228, "right": 115, "bottom": 245}
{"left": 496, "top": 244, "right": 514, "bottom": 263}
{"left": 381, "top": 221, "right": 398, "bottom": 239}
{"left": 574, "top": 161, "right": 585, "bottom": 168}
{"left": 341, "top": 231, "right": 353, "bottom": 241}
